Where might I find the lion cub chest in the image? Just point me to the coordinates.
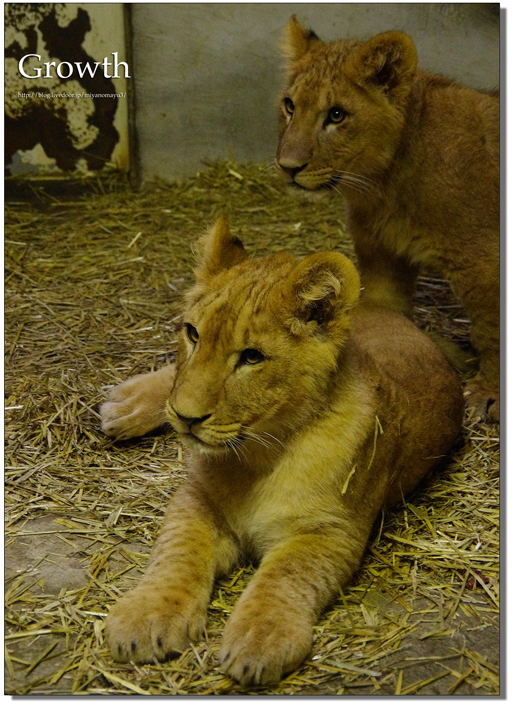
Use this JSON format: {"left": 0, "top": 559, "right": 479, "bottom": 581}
{"left": 211, "top": 390, "right": 374, "bottom": 557}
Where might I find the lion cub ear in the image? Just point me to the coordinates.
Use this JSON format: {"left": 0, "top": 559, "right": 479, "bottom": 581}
{"left": 193, "top": 216, "right": 249, "bottom": 282}
{"left": 287, "top": 252, "right": 361, "bottom": 337}
{"left": 280, "top": 15, "right": 321, "bottom": 63}
{"left": 351, "top": 31, "right": 417, "bottom": 105}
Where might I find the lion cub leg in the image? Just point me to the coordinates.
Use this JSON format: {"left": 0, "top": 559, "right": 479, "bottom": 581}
{"left": 100, "top": 363, "right": 176, "bottom": 440}
{"left": 220, "top": 529, "right": 367, "bottom": 686}
{"left": 105, "top": 486, "right": 238, "bottom": 663}
{"left": 354, "top": 240, "right": 419, "bottom": 317}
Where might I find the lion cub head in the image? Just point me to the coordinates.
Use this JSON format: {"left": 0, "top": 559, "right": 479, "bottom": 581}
{"left": 166, "top": 217, "right": 360, "bottom": 454}
{"left": 275, "top": 16, "right": 418, "bottom": 196}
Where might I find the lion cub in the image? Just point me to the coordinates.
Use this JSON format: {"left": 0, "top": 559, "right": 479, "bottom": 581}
{"left": 101, "top": 217, "right": 463, "bottom": 686}
{"left": 276, "top": 16, "right": 499, "bottom": 421}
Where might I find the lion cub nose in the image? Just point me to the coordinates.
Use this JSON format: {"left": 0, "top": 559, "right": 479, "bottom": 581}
{"left": 278, "top": 160, "right": 308, "bottom": 180}
{"left": 175, "top": 412, "right": 211, "bottom": 428}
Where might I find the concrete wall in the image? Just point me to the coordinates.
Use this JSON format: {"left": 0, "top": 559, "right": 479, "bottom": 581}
{"left": 131, "top": 3, "right": 500, "bottom": 184}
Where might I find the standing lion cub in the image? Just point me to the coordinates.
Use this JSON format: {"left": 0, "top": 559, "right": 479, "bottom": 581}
{"left": 100, "top": 217, "right": 463, "bottom": 686}
{"left": 276, "top": 16, "right": 499, "bottom": 421}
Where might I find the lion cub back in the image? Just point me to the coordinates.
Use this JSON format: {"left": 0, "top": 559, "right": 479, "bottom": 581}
{"left": 345, "top": 306, "right": 464, "bottom": 508}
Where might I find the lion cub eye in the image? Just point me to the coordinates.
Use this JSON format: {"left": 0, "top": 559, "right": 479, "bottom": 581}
{"left": 284, "top": 97, "right": 295, "bottom": 115}
{"left": 240, "top": 348, "right": 265, "bottom": 366}
{"left": 326, "top": 106, "right": 347, "bottom": 125}
{"left": 185, "top": 323, "right": 199, "bottom": 344}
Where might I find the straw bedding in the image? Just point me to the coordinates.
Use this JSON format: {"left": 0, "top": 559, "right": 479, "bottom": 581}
{"left": 5, "top": 162, "right": 499, "bottom": 695}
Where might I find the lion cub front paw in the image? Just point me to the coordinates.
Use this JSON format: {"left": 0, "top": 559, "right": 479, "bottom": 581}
{"left": 105, "top": 586, "right": 206, "bottom": 664}
{"left": 219, "top": 602, "right": 313, "bottom": 686}
{"left": 100, "top": 368, "right": 175, "bottom": 440}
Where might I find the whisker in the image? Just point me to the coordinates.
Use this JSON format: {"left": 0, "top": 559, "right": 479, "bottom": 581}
{"left": 333, "top": 178, "right": 370, "bottom": 195}
{"left": 334, "top": 167, "right": 376, "bottom": 180}
{"left": 334, "top": 174, "right": 376, "bottom": 194}
{"left": 243, "top": 428, "right": 288, "bottom": 454}
{"left": 243, "top": 431, "right": 275, "bottom": 452}
{"left": 259, "top": 431, "right": 287, "bottom": 450}
{"left": 243, "top": 430, "right": 275, "bottom": 452}
{"left": 334, "top": 169, "right": 380, "bottom": 189}
{"left": 261, "top": 162, "right": 278, "bottom": 177}
{"left": 226, "top": 436, "right": 244, "bottom": 463}
{"left": 333, "top": 173, "right": 373, "bottom": 190}
{"left": 356, "top": 162, "right": 382, "bottom": 187}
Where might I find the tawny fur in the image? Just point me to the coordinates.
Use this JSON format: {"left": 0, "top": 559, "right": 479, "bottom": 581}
{"left": 276, "top": 16, "right": 499, "bottom": 421}
{"left": 100, "top": 217, "right": 463, "bottom": 686}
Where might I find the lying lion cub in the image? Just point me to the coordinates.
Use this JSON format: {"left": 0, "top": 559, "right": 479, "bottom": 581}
{"left": 101, "top": 217, "right": 463, "bottom": 686}
{"left": 276, "top": 16, "right": 499, "bottom": 421}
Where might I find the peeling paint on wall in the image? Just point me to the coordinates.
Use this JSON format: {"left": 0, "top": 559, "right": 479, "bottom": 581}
{"left": 5, "top": 3, "right": 129, "bottom": 176}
